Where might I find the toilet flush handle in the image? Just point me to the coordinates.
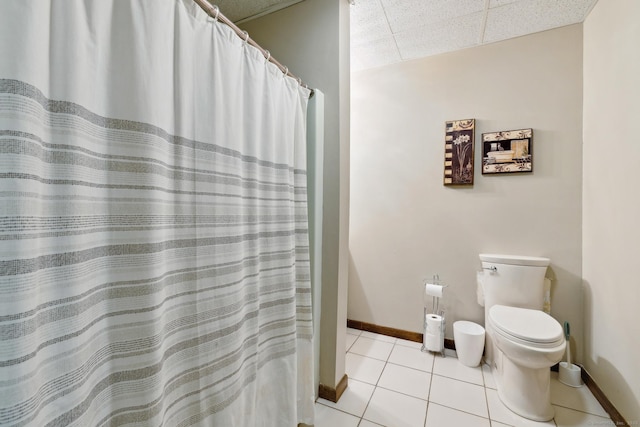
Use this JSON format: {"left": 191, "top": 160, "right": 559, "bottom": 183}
{"left": 483, "top": 266, "right": 497, "bottom": 273}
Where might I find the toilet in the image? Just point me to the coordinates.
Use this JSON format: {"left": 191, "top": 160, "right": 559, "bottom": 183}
{"left": 478, "top": 254, "right": 566, "bottom": 421}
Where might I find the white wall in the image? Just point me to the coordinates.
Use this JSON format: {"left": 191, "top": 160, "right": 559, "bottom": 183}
{"left": 583, "top": 0, "right": 640, "bottom": 422}
{"left": 349, "top": 25, "right": 584, "bottom": 361}
{"left": 241, "top": 0, "right": 351, "bottom": 390}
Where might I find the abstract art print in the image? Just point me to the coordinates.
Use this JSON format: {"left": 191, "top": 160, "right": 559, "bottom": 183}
{"left": 482, "top": 128, "right": 533, "bottom": 174}
{"left": 444, "top": 119, "right": 475, "bottom": 185}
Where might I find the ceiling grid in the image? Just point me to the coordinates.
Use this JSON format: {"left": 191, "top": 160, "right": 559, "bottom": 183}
{"left": 350, "top": 0, "right": 599, "bottom": 71}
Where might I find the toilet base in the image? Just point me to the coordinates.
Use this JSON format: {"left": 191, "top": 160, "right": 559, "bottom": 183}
{"left": 494, "top": 349, "right": 555, "bottom": 421}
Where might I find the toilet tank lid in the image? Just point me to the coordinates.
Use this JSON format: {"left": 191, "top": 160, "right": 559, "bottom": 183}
{"left": 479, "top": 254, "right": 550, "bottom": 267}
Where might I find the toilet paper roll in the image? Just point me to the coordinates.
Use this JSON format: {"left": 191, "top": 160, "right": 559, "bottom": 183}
{"left": 423, "top": 313, "right": 444, "bottom": 352}
{"left": 426, "top": 314, "right": 443, "bottom": 335}
{"left": 424, "top": 283, "right": 444, "bottom": 299}
{"left": 423, "top": 333, "right": 442, "bottom": 352}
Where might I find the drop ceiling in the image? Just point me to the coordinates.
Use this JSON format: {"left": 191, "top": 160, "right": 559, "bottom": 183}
{"left": 215, "top": 0, "right": 304, "bottom": 23}
{"left": 351, "top": 0, "right": 599, "bottom": 71}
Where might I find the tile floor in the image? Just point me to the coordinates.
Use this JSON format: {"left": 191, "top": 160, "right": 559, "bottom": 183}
{"left": 314, "top": 328, "right": 615, "bottom": 427}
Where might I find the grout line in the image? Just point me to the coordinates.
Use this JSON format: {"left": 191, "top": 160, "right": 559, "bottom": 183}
{"left": 385, "top": 360, "right": 432, "bottom": 375}
{"left": 358, "top": 364, "right": 384, "bottom": 425}
{"left": 315, "top": 401, "right": 362, "bottom": 420}
{"left": 552, "top": 403, "right": 612, "bottom": 419}
{"left": 375, "top": 384, "right": 429, "bottom": 402}
{"left": 358, "top": 417, "right": 384, "bottom": 427}
{"left": 425, "top": 357, "right": 435, "bottom": 426}
{"left": 360, "top": 332, "right": 392, "bottom": 424}
{"left": 346, "top": 336, "right": 357, "bottom": 353}
{"left": 483, "top": 377, "right": 494, "bottom": 425}
{"left": 429, "top": 401, "right": 493, "bottom": 423}
{"left": 431, "top": 372, "right": 485, "bottom": 388}
{"left": 481, "top": 359, "right": 487, "bottom": 387}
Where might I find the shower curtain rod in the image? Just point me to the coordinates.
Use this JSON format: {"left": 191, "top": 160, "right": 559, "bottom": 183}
{"left": 193, "top": 0, "right": 313, "bottom": 95}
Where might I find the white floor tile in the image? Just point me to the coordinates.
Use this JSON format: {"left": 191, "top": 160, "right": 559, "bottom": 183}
{"left": 429, "top": 374, "right": 488, "bottom": 418}
{"left": 346, "top": 333, "right": 358, "bottom": 352}
{"left": 553, "top": 405, "right": 615, "bottom": 427}
{"left": 485, "top": 388, "right": 555, "bottom": 427}
{"left": 377, "top": 363, "right": 431, "bottom": 400}
{"left": 395, "top": 338, "right": 423, "bottom": 349}
{"left": 481, "top": 363, "right": 496, "bottom": 389}
{"left": 360, "top": 331, "right": 397, "bottom": 343}
{"left": 363, "top": 387, "right": 428, "bottom": 427}
{"left": 350, "top": 337, "right": 394, "bottom": 361}
{"left": 550, "top": 372, "right": 609, "bottom": 417}
{"left": 338, "top": 327, "right": 616, "bottom": 427}
{"left": 345, "top": 353, "right": 386, "bottom": 385}
{"left": 388, "top": 345, "right": 434, "bottom": 372}
{"left": 425, "top": 402, "right": 491, "bottom": 427}
{"left": 317, "top": 379, "right": 375, "bottom": 418}
{"left": 314, "top": 403, "right": 360, "bottom": 427}
{"left": 433, "top": 355, "right": 484, "bottom": 385}
{"left": 444, "top": 349, "right": 457, "bottom": 358}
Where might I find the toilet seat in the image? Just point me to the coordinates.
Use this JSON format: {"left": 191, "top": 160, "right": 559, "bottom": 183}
{"left": 489, "top": 305, "right": 564, "bottom": 348}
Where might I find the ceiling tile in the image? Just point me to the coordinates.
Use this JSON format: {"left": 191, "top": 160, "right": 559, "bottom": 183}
{"left": 395, "top": 12, "right": 484, "bottom": 60}
{"left": 351, "top": 36, "right": 402, "bottom": 71}
{"left": 351, "top": 0, "right": 393, "bottom": 45}
{"left": 484, "top": 0, "right": 597, "bottom": 44}
{"left": 381, "top": 0, "right": 486, "bottom": 33}
{"left": 489, "top": 0, "right": 519, "bottom": 7}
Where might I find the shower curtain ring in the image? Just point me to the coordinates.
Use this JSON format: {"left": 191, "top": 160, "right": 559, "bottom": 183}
{"left": 207, "top": 5, "right": 219, "bottom": 22}
{"left": 283, "top": 66, "right": 288, "bottom": 78}
{"left": 264, "top": 50, "right": 271, "bottom": 63}
{"left": 242, "top": 30, "right": 249, "bottom": 46}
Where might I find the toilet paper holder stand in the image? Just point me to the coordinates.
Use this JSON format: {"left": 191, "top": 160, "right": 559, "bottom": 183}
{"left": 422, "top": 275, "right": 447, "bottom": 357}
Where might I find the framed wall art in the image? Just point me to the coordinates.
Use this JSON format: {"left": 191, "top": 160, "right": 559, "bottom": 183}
{"left": 482, "top": 128, "right": 533, "bottom": 174}
{"left": 443, "top": 119, "right": 475, "bottom": 185}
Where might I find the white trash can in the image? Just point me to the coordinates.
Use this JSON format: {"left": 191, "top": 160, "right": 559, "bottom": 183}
{"left": 453, "top": 321, "right": 485, "bottom": 367}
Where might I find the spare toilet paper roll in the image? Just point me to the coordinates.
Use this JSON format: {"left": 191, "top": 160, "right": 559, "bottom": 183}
{"left": 423, "top": 314, "right": 444, "bottom": 351}
{"left": 426, "top": 314, "right": 443, "bottom": 335}
{"left": 423, "top": 332, "right": 443, "bottom": 352}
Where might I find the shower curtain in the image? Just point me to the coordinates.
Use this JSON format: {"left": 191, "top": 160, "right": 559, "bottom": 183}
{"left": 0, "top": 1, "right": 313, "bottom": 426}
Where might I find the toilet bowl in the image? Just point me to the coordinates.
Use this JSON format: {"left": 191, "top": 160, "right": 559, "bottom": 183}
{"left": 489, "top": 305, "right": 565, "bottom": 421}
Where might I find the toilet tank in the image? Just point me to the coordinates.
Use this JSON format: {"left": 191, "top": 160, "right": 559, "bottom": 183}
{"left": 479, "top": 254, "right": 550, "bottom": 311}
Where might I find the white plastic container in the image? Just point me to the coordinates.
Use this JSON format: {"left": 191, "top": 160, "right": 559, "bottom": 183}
{"left": 559, "top": 362, "right": 583, "bottom": 387}
{"left": 454, "top": 321, "right": 485, "bottom": 367}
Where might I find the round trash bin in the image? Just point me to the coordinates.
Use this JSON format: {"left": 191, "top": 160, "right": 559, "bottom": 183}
{"left": 453, "top": 321, "right": 485, "bottom": 367}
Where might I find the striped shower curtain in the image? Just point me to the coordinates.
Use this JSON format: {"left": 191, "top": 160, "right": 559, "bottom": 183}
{"left": 0, "top": 1, "right": 314, "bottom": 426}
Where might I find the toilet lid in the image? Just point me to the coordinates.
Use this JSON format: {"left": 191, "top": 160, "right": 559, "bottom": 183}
{"left": 489, "top": 305, "right": 564, "bottom": 344}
